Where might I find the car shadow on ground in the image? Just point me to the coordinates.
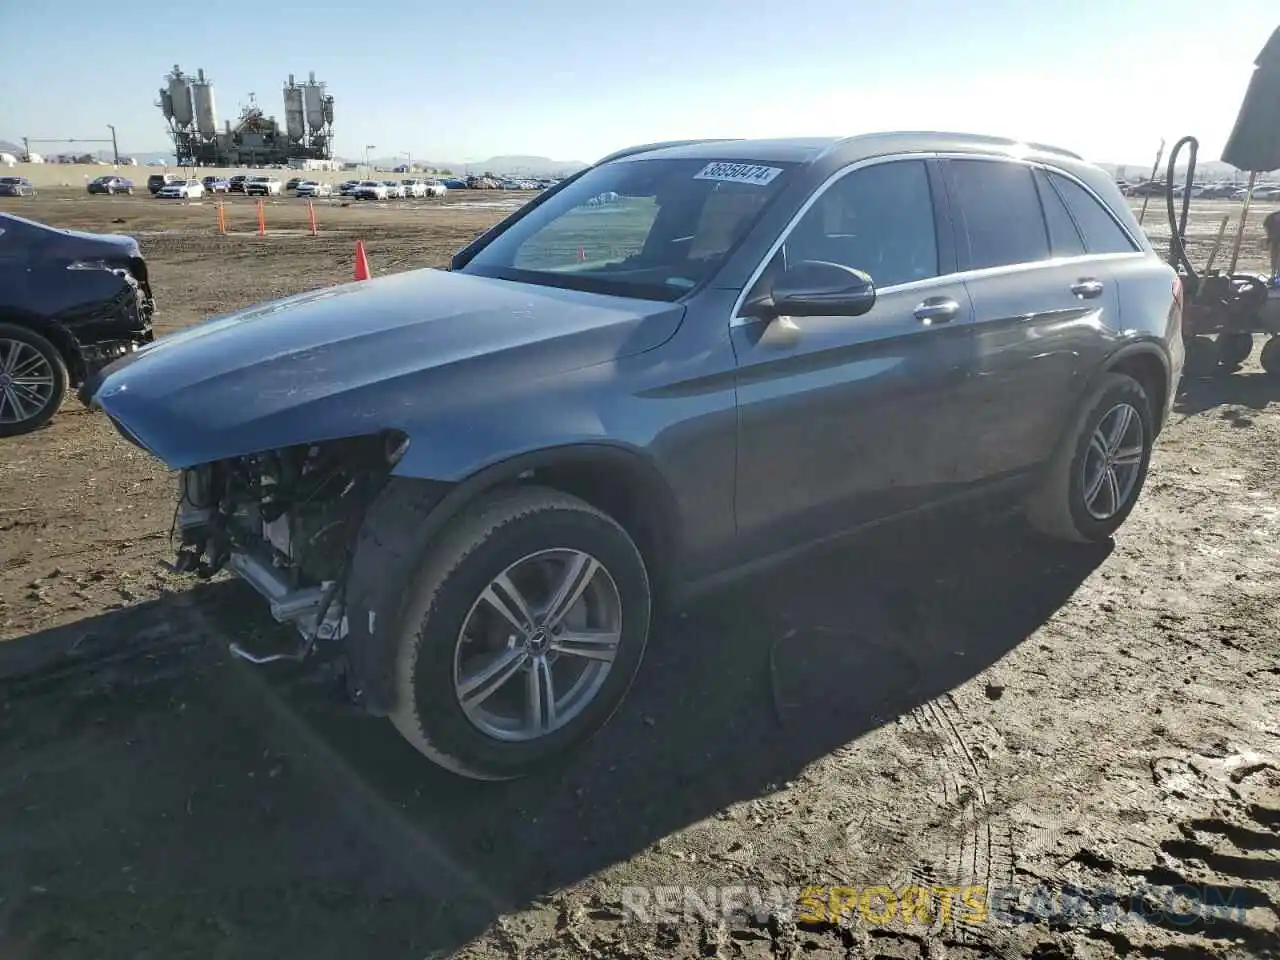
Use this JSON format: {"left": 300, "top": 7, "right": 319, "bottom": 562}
{"left": 0, "top": 510, "right": 1109, "bottom": 958}
{"left": 1175, "top": 368, "right": 1280, "bottom": 421}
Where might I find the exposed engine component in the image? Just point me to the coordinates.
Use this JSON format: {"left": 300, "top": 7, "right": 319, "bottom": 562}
{"left": 172, "top": 432, "right": 408, "bottom": 660}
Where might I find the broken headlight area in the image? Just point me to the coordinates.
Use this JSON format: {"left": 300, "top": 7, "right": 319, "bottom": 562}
{"left": 172, "top": 431, "right": 409, "bottom": 660}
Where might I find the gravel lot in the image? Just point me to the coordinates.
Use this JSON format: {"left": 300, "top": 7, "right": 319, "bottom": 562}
{"left": 1, "top": 189, "right": 1277, "bottom": 960}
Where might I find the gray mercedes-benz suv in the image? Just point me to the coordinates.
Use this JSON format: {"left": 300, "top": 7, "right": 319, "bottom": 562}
{"left": 85, "top": 132, "right": 1184, "bottom": 779}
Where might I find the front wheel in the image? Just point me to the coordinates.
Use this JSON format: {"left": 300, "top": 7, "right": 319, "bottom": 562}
{"left": 0, "top": 323, "right": 68, "bottom": 438}
{"left": 388, "top": 486, "right": 652, "bottom": 780}
{"left": 1216, "top": 332, "right": 1254, "bottom": 370}
{"left": 1025, "top": 372, "right": 1154, "bottom": 543}
{"left": 1260, "top": 336, "right": 1280, "bottom": 377}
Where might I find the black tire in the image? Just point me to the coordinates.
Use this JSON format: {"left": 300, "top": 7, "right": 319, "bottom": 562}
{"left": 1261, "top": 336, "right": 1280, "bottom": 377}
{"left": 1026, "top": 372, "right": 1154, "bottom": 543}
{"left": 0, "top": 323, "right": 69, "bottom": 438}
{"left": 1216, "top": 332, "right": 1253, "bottom": 370}
{"left": 388, "top": 485, "right": 652, "bottom": 780}
{"left": 1183, "top": 335, "right": 1217, "bottom": 376}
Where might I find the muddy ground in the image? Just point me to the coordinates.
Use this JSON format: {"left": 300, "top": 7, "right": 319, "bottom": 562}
{"left": 0, "top": 190, "right": 1277, "bottom": 960}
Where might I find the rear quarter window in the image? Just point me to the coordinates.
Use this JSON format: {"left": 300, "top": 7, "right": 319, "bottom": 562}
{"left": 1033, "top": 169, "right": 1085, "bottom": 258}
{"left": 1047, "top": 172, "right": 1138, "bottom": 255}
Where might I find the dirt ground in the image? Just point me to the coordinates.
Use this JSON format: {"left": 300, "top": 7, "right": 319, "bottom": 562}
{"left": 0, "top": 189, "right": 1277, "bottom": 960}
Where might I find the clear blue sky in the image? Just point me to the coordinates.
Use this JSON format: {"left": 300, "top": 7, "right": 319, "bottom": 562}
{"left": 0, "top": 0, "right": 1264, "bottom": 166}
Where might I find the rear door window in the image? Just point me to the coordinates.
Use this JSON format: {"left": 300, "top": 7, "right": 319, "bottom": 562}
{"left": 947, "top": 159, "right": 1050, "bottom": 270}
{"left": 1046, "top": 172, "right": 1138, "bottom": 254}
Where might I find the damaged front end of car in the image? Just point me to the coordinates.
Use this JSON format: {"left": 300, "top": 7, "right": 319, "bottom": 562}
{"left": 170, "top": 430, "right": 409, "bottom": 663}
{"left": 65, "top": 263, "right": 156, "bottom": 371}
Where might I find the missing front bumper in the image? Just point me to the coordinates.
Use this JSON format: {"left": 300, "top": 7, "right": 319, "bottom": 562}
{"left": 224, "top": 551, "right": 348, "bottom": 664}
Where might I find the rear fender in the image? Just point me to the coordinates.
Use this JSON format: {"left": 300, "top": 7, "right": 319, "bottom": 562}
{"left": 1047, "top": 340, "right": 1171, "bottom": 463}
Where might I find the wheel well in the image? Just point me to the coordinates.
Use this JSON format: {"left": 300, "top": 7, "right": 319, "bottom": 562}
{"left": 1107, "top": 351, "right": 1167, "bottom": 432}
{"left": 520, "top": 455, "right": 679, "bottom": 593}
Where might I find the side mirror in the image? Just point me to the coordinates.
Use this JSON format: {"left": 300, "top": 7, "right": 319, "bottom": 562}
{"left": 748, "top": 260, "right": 877, "bottom": 320}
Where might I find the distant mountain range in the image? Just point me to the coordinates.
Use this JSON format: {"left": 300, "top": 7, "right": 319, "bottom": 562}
{"left": 1, "top": 138, "right": 588, "bottom": 176}
{"left": 4, "top": 135, "right": 1260, "bottom": 182}
{"left": 1098, "top": 159, "right": 1255, "bottom": 182}
{"left": 363, "top": 155, "right": 589, "bottom": 177}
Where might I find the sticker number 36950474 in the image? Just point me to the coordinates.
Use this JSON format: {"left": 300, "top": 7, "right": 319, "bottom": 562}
{"left": 693, "top": 162, "right": 783, "bottom": 186}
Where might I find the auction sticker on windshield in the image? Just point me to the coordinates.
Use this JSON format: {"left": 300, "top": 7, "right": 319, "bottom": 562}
{"left": 693, "top": 162, "right": 783, "bottom": 186}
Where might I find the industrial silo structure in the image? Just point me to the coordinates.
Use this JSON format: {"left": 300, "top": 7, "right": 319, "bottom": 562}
{"left": 283, "top": 75, "right": 306, "bottom": 142}
{"left": 191, "top": 68, "right": 219, "bottom": 138}
{"left": 166, "top": 66, "right": 194, "bottom": 128}
{"left": 303, "top": 72, "right": 327, "bottom": 136}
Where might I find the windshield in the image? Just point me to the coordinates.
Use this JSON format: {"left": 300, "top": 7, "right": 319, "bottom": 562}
{"left": 459, "top": 157, "right": 794, "bottom": 301}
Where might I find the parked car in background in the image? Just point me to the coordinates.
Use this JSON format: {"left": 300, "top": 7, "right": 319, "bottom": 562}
{"left": 338, "top": 180, "right": 361, "bottom": 196}
{"left": 146, "top": 173, "right": 178, "bottom": 195}
{"left": 424, "top": 180, "right": 447, "bottom": 198}
{"left": 0, "top": 177, "right": 36, "bottom": 197}
{"left": 295, "top": 181, "right": 333, "bottom": 198}
{"left": 441, "top": 178, "right": 467, "bottom": 189}
{"left": 87, "top": 176, "right": 134, "bottom": 196}
{"left": 202, "top": 175, "right": 231, "bottom": 194}
{"left": 381, "top": 180, "right": 406, "bottom": 199}
{"left": 1198, "top": 183, "right": 1238, "bottom": 200}
{"left": 400, "top": 179, "right": 428, "bottom": 199}
{"left": 353, "top": 180, "right": 388, "bottom": 200}
{"left": 156, "top": 179, "right": 204, "bottom": 199}
{"left": 1124, "top": 180, "right": 1167, "bottom": 197}
{"left": 84, "top": 133, "right": 1183, "bottom": 781}
{"left": 245, "top": 177, "right": 283, "bottom": 197}
{"left": 285, "top": 178, "right": 304, "bottom": 192}
{"left": 0, "top": 212, "right": 154, "bottom": 436}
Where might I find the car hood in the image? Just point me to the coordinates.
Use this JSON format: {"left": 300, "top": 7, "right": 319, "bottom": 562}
{"left": 86, "top": 267, "right": 685, "bottom": 468}
{"left": 0, "top": 213, "right": 142, "bottom": 260}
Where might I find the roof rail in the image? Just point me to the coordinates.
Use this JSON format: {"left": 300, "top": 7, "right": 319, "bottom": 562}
{"left": 593, "top": 139, "right": 741, "bottom": 165}
{"left": 839, "top": 131, "right": 1083, "bottom": 161}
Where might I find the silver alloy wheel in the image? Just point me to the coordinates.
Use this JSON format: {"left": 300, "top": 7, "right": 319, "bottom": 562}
{"left": 1081, "top": 402, "right": 1144, "bottom": 521}
{"left": 0, "top": 338, "right": 56, "bottom": 426}
{"left": 453, "top": 548, "right": 623, "bottom": 742}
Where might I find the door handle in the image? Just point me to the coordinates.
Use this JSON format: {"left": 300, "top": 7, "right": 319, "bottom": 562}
{"left": 913, "top": 297, "right": 960, "bottom": 323}
{"left": 1071, "top": 278, "right": 1105, "bottom": 299}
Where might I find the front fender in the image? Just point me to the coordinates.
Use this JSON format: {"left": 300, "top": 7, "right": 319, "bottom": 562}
{"left": 392, "top": 406, "right": 631, "bottom": 482}
{"left": 347, "top": 442, "right": 678, "bottom": 715}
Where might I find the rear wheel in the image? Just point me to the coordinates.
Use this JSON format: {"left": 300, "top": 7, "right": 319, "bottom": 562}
{"left": 388, "top": 486, "right": 652, "bottom": 780}
{"left": 0, "top": 323, "right": 68, "bottom": 438}
{"left": 1026, "top": 373, "right": 1154, "bottom": 543}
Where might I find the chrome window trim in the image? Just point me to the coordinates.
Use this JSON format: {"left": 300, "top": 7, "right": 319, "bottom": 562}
{"left": 728, "top": 150, "right": 1144, "bottom": 328}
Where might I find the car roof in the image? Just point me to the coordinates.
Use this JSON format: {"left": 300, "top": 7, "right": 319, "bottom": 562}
{"left": 610, "top": 131, "right": 1086, "bottom": 168}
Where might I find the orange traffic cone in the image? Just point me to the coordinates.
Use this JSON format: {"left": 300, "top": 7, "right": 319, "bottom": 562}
{"left": 354, "top": 240, "right": 371, "bottom": 281}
